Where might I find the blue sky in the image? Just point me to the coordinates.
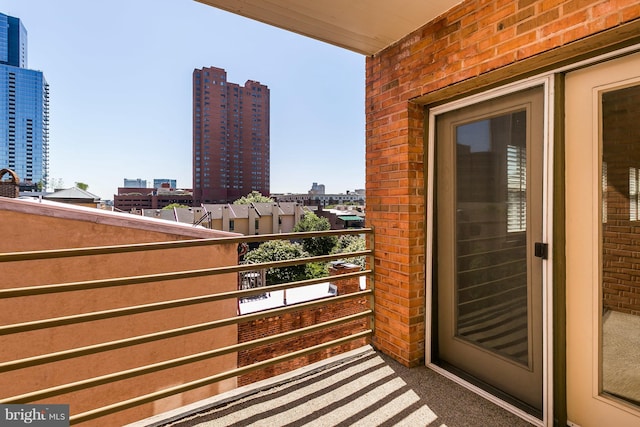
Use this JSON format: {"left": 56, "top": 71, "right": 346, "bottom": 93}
{"left": 0, "top": 0, "right": 365, "bottom": 200}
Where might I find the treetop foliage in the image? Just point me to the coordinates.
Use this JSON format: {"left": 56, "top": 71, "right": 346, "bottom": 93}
{"left": 240, "top": 213, "right": 367, "bottom": 286}
{"left": 293, "top": 212, "right": 330, "bottom": 232}
{"left": 233, "top": 191, "right": 274, "bottom": 205}
{"left": 294, "top": 212, "right": 336, "bottom": 256}
{"left": 242, "top": 240, "right": 309, "bottom": 285}
{"left": 331, "top": 234, "right": 366, "bottom": 269}
{"left": 162, "top": 203, "right": 190, "bottom": 210}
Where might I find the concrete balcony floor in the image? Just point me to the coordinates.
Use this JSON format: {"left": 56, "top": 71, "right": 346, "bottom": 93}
{"left": 137, "top": 346, "right": 535, "bottom": 427}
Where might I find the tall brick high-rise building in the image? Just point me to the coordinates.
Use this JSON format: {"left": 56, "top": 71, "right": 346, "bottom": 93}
{"left": 193, "top": 66, "right": 270, "bottom": 204}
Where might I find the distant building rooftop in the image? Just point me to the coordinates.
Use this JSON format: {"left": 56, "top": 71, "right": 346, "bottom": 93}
{"left": 238, "top": 272, "right": 367, "bottom": 315}
{"left": 238, "top": 282, "right": 337, "bottom": 315}
{"left": 44, "top": 187, "right": 101, "bottom": 202}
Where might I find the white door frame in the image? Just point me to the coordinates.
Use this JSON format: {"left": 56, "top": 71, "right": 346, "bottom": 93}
{"left": 423, "top": 43, "right": 640, "bottom": 427}
{"left": 425, "top": 75, "right": 556, "bottom": 427}
{"left": 564, "top": 50, "right": 640, "bottom": 427}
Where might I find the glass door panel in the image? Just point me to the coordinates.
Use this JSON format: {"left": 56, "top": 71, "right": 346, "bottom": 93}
{"left": 455, "top": 110, "right": 530, "bottom": 365}
{"left": 436, "top": 86, "right": 544, "bottom": 414}
{"left": 601, "top": 83, "right": 640, "bottom": 407}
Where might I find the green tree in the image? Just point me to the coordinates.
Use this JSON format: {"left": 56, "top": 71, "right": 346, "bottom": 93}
{"left": 331, "top": 234, "right": 366, "bottom": 269}
{"left": 294, "top": 212, "right": 337, "bottom": 256}
{"left": 305, "top": 261, "right": 329, "bottom": 279}
{"left": 75, "top": 182, "right": 89, "bottom": 191}
{"left": 162, "top": 203, "right": 189, "bottom": 210}
{"left": 242, "top": 240, "right": 309, "bottom": 285}
{"left": 233, "top": 191, "right": 274, "bottom": 204}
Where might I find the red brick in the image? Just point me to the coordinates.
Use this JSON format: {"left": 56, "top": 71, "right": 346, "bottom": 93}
{"left": 367, "top": 0, "right": 640, "bottom": 366}
{"left": 237, "top": 274, "right": 370, "bottom": 385}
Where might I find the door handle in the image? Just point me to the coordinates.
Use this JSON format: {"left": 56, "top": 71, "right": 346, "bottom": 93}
{"left": 534, "top": 242, "right": 548, "bottom": 260}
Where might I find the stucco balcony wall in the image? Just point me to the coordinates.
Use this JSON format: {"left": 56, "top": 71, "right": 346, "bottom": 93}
{"left": 0, "top": 198, "right": 239, "bottom": 426}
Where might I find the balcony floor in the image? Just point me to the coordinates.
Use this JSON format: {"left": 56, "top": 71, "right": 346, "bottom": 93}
{"left": 137, "top": 346, "right": 535, "bottom": 427}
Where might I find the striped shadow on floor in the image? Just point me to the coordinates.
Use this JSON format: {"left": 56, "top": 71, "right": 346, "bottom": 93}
{"left": 134, "top": 346, "right": 535, "bottom": 427}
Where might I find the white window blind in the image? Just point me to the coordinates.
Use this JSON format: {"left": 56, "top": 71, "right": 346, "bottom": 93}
{"left": 507, "top": 144, "right": 526, "bottom": 232}
{"left": 630, "top": 166, "right": 638, "bottom": 221}
{"left": 602, "top": 161, "right": 607, "bottom": 223}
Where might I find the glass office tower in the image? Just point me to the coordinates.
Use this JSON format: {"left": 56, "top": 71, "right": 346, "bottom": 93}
{"left": 0, "top": 13, "right": 49, "bottom": 190}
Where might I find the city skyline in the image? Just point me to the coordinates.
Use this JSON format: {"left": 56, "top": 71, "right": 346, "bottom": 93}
{"left": 0, "top": 0, "right": 365, "bottom": 200}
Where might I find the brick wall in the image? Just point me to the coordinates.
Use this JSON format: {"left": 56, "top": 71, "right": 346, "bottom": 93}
{"left": 237, "top": 265, "right": 369, "bottom": 386}
{"left": 366, "top": 0, "right": 640, "bottom": 365}
{"left": 602, "top": 84, "right": 640, "bottom": 315}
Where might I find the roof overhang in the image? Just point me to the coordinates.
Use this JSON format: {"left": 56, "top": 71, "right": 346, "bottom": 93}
{"left": 196, "top": 0, "right": 462, "bottom": 55}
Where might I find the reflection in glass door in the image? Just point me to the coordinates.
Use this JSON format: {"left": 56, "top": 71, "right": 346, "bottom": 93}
{"left": 601, "top": 84, "right": 640, "bottom": 408}
{"left": 435, "top": 86, "right": 544, "bottom": 415}
{"left": 455, "top": 111, "right": 529, "bottom": 363}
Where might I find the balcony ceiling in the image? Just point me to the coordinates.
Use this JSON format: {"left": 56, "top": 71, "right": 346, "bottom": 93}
{"left": 196, "top": 0, "right": 462, "bottom": 55}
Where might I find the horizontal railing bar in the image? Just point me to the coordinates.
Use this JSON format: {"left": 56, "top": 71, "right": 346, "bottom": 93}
{"left": 0, "top": 250, "right": 372, "bottom": 298}
{"left": 0, "top": 228, "right": 372, "bottom": 263}
{"left": 0, "top": 227, "right": 374, "bottom": 424}
{"left": 1, "top": 311, "right": 372, "bottom": 402}
{"left": 235, "top": 269, "right": 370, "bottom": 298}
{"left": 68, "top": 331, "right": 372, "bottom": 424}
{"left": 0, "top": 270, "right": 371, "bottom": 336}
{"left": 0, "top": 289, "right": 372, "bottom": 367}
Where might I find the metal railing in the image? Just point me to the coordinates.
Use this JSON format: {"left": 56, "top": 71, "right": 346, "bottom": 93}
{"left": 0, "top": 228, "right": 373, "bottom": 425}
